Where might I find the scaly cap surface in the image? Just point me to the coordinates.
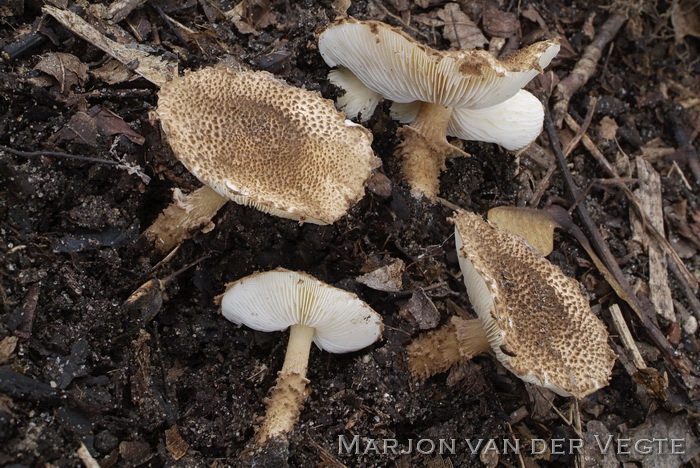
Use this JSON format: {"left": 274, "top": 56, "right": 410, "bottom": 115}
{"left": 452, "top": 210, "right": 616, "bottom": 398}
{"left": 156, "top": 68, "right": 380, "bottom": 224}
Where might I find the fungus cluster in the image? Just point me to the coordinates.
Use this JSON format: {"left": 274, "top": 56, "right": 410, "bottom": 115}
{"left": 139, "top": 12, "right": 617, "bottom": 460}
{"left": 146, "top": 67, "right": 380, "bottom": 252}
{"left": 319, "top": 18, "right": 559, "bottom": 198}
{"left": 408, "top": 209, "right": 616, "bottom": 398}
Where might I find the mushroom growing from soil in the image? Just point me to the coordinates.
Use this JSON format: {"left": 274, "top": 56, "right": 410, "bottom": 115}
{"left": 220, "top": 268, "right": 383, "bottom": 444}
{"left": 145, "top": 67, "right": 380, "bottom": 253}
{"left": 318, "top": 18, "right": 559, "bottom": 198}
{"left": 408, "top": 209, "right": 616, "bottom": 398}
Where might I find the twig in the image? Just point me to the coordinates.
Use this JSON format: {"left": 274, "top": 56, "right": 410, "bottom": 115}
{"left": 528, "top": 164, "right": 555, "bottom": 207}
{"left": 370, "top": 0, "right": 429, "bottom": 40}
{"left": 669, "top": 109, "right": 700, "bottom": 185}
{"left": 0, "top": 144, "right": 120, "bottom": 166}
{"left": 609, "top": 304, "right": 646, "bottom": 370}
{"left": 543, "top": 108, "right": 694, "bottom": 376}
{"left": 564, "top": 113, "right": 618, "bottom": 177}
{"left": 563, "top": 115, "right": 698, "bottom": 293}
{"left": 563, "top": 97, "right": 597, "bottom": 157}
{"left": 552, "top": 12, "right": 627, "bottom": 126}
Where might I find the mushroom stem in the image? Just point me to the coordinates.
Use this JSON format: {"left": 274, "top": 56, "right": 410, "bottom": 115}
{"left": 407, "top": 316, "right": 490, "bottom": 380}
{"left": 143, "top": 185, "right": 229, "bottom": 254}
{"left": 396, "top": 102, "right": 464, "bottom": 199}
{"left": 257, "top": 324, "right": 315, "bottom": 444}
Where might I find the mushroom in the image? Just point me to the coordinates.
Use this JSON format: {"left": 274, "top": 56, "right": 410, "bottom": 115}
{"left": 145, "top": 67, "right": 380, "bottom": 253}
{"left": 408, "top": 209, "right": 616, "bottom": 398}
{"left": 318, "top": 18, "right": 559, "bottom": 198}
{"left": 220, "top": 268, "right": 383, "bottom": 443}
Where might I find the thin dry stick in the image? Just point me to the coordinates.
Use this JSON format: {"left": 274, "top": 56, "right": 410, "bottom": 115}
{"left": 543, "top": 109, "right": 694, "bottom": 376}
{"left": 0, "top": 144, "right": 120, "bottom": 166}
{"left": 609, "top": 304, "right": 647, "bottom": 370}
{"left": 564, "top": 114, "right": 618, "bottom": 177}
{"left": 552, "top": 12, "right": 627, "bottom": 126}
{"left": 563, "top": 97, "right": 597, "bottom": 157}
{"left": 565, "top": 116, "right": 699, "bottom": 295}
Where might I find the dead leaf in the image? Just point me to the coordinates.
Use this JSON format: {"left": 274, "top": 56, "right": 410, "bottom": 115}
{"left": 0, "top": 336, "right": 19, "bottom": 364}
{"left": 54, "top": 112, "right": 100, "bottom": 146}
{"left": 582, "top": 13, "right": 596, "bottom": 40}
{"left": 482, "top": 5, "right": 519, "bottom": 38}
{"left": 90, "top": 106, "right": 145, "bottom": 145}
{"left": 406, "top": 289, "right": 440, "bottom": 330}
{"left": 44, "top": 6, "right": 177, "bottom": 86}
{"left": 487, "top": 206, "right": 556, "bottom": 256}
{"left": 119, "top": 440, "right": 153, "bottom": 465}
{"left": 106, "top": 0, "right": 148, "bottom": 23}
{"left": 225, "top": 2, "right": 259, "bottom": 35}
{"left": 598, "top": 116, "right": 619, "bottom": 140}
{"left": 521, "top": 5, "right": 548, "bottom": 31}
{"left": 165, "top": 425, "right": 189, "bottom": 460}
{"left": 91, "top": 59, "right": 134, "bottom": 85}
{"left": 437, "top": 3, "right": 487, "bottom": 50}
{"left": 35, "top": 52, "right": 89, "bottom": 94}
{"left": 672, "top": 0, "right": 700, "bottom": 43}
{"left": 356, "top": 259, "right": 404, "bottom": 292}
{"left": 665, "top": 199, "right": 700, "bottom": 255}
{"left": 413, "top": 12, "right": 445, "bottom": 28}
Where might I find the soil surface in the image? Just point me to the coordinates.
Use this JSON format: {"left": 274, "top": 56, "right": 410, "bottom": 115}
{"left": 1, "top": 0, "right": 699, "bottom": 467}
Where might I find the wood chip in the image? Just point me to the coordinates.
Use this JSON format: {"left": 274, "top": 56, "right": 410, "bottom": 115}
{"left": 43, "top": 5, "right": 177, "bottom": 86}
{"left": 630, "top": 157, "right": 675, "bottom": 322}
{"left": 165, "top": 425, "right": 189, "bottom": 460}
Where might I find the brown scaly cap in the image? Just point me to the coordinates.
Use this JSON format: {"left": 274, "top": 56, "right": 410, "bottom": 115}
{"left": 452, "top": 210, "right": 616, "bottom": 398}
{"left": 319, "top": 18, "right": 559, "bottom": 110}
{"left": 156, "top": 67, "right": 380, "bottom": 225}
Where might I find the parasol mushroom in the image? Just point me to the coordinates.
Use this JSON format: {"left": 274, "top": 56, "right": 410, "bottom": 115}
{"left": 220, "top": 268, "right": 383, "bottom": 444}
{"left": 408, "top": 209, "right": 616, "bottom": 398}
{"left": 318, "top": 18, "right": 559, "bottom": 198}
{"left": 145, "top": 67, "right": 380, "bottom": 253}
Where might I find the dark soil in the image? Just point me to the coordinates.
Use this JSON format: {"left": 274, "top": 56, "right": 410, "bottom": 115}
{"left": 1, "top": 1, "right": 699, "bottom": 467}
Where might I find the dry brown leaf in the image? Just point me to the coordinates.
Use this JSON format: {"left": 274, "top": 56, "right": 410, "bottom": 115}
{"left": 54, "top": 112, "right": 100, "bottom": 146}
{"left": 582, "top": 13, "right": 596, "bottom": 40}
{"left": 482, "top": 5, "right": 519, "bottom": 38}
{"left": 91, "top": 59, "right": 134, "bottom": 85}
{"left": 521, "top": 5, "right": 548, "bottom": 31}
{"left": 35, "top": 52, "right": 89, "bottom": 94}
{"left": 356, "top": 259, "right": 404, "bottom": 292}
{"left": 0, "top": 336, "right": 18, "bottom": 365}
{"left": 437, "top": 3, "right": 487, "bottom": 50}
{"left": 487, "top": 206, "right": 556, "bottom": 256}
{"left": 406, "top": 289, "right": 440, "bottom": 330}
{"left": 90, "top": 106, "right": 145, "bottom": 145}
{"left": 598, "top": 116, "right": 618, "bottom": 140}
{"left": 671, "top": 0, "right": 700, "bottom": 43}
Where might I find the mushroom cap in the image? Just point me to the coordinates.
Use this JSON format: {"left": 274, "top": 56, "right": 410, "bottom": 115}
{"left": 391, "top": 90, "right": 545, "bottom": 151}
{"left": 221, "top": 268, "right": 383, "bottom": 354}
{"left": 319, "top": 18, "right": 559, "bottom": 110}
{"left": 156, "top": 67, "right": 380, "bottom": 225}
{"left": 452, "top": 210, "right": 616, "bottom": 398}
